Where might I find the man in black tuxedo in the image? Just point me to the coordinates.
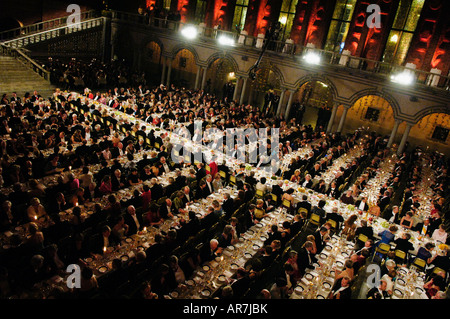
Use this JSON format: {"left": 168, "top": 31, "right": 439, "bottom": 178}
{"left": 174, "top": 169, "right": 187, "bottom": 190}
{"left": 181, "top": 186, "right": 194, "bottom": 206}
{"left": 158, "top": 156, "right": 173, "bottom": 174}
{"left": 297, "top": 241, "right": 316, "bottom": 277}
{"left": 326, "top": 181, "right": 341, "bottom": 199}
{"left": 309, "top": 200, "right": 326, "bottom": 221}
{"left": 204, "top": 174, "right": 215, "bottom": 195}
{"left": 271, "top": 181, "right": 284, "bottom": 206}
{"left": 296, "top": 195, "right": 312, "bottom": 214}
{"left": 159, "top": 198, "right": 176, "bottom": 219}
{"left": 124, "top": 205, "right": 143, "bottom": 235}
{"left": 195, "top": 180, "right": 209, "bottom": 200}
{"left": 355, "top": 197, "right": 369, "bottom": 212}
{"left": 222, "top": 193, "right": 235, "bottom": 218}
{"left": 89, "top": 226, "right": 119, "bottom": 256}
{"left": 195, "top": 163, "right": 206, "bottom": 182}
{"left": 313, "top": 226, "right": 329, "bottom": 254}
{"left": 300, "top": 174, "right": 313, "bottom": 189}
{"left": 329, "top": 277, "right": 352, "bottom": 299}
{"left": 164, "top": 177, "right": 179, "bottom": 198}
{"left": 326, "top": 207, "right": 344, "bottom": 231}
{"left": 378, "top": 191, "right": 391, "bottom": 213}
{"left": 150, "top": 178, "right": 164, "bottom": 202}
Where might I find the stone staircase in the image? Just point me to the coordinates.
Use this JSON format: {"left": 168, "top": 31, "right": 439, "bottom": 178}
{"left": 0, "top": 56, "right": 56, "bottom": 99}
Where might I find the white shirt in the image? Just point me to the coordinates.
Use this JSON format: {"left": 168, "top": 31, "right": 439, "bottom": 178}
{"left": 358, "top": 201, "right": 366, "bottom": 211}
{"left": 432, "top": 229, "right": 447, "bottom": 243}
{"left": 131, "top": 214, "right": 140, "bottom": 230}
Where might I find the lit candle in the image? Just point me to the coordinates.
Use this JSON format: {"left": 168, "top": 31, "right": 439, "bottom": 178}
{"left": 103, "top": 246, "right": 107, "bottom": 253}
{"left": 34, "top": 215, "right": 38, "bottom": 220}
{"left": 143, "top": 227, "right": 147, "bottom": 233}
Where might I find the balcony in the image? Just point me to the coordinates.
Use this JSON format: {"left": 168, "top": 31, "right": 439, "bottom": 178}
{"left": 110, "top": 10, "right": 450, "bottom": 94}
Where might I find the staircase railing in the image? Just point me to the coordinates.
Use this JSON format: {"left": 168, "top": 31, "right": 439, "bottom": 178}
{"left": 1, "top": 17, "right": 105, "bottom": 49}
{"left": 0, "top": 43, "right": 50, "bottom": 82}
{"left": 0, "top": 10, "right": 99, "bottom": 41}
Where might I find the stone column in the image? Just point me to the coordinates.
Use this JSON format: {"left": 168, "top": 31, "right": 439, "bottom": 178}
{"left": 165, "top": 57, "right": 173, "bottom": 87}
{"left": 239, "top": 77, "right": 248, "bottom": 105}
{"left": 337, "top": 106, "right": 350, "bottom": 133}
{"left": 387, "top": 120, "right": 402, "bottom": 148}
{"left": 160, "top": 56, "right": 167, "bottom": 85}
{"left": 276, "top": 88, "right": 286, "bottom": 117}
{"left": 326, "top": 103, "right": 339, "bottom": 133}
{"left": 194, "top": 67, "right": 202, "bottom": 89}
{"left": 397, "top": 123, "right": 413, "bottom": 155}
{"left": 201, "top": 67, "right": 208, "bottom": 91}
{"left": 233, "top": 77, "right": 241, "bottom": 101}
{"left": 284, "top": 90, "right": 294, "bottom": 121}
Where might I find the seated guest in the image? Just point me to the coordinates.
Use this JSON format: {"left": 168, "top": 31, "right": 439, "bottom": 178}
{"left": 340, "top": 190, "right": 355, "bottom": 205}
{"left": 200, "top": 239, "right": 223, "bottom": 263}
{"left": 297, "top": 241, "right": 316, "bottom": 277}
{"left": 124, "top": 205, "right": 143, "bottom": 235}
{"left": 355, "top": 196, "right": 369, "bottom": 212}
{"left": 296, "top": 195, "right": 312, "bottom": 214}
{"left": 222, "top": 193, "right": 234, "bottom": 219}
{"left": 328, "top": 276, "right": 352, "bottom": 299}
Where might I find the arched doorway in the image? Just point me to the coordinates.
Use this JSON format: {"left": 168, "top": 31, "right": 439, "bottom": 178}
{"left": 205, "top": 58, "right": 236, "bottom": 99}
{"left": 143, "top": 41, "right": 162, "bottom": 86}
{"left": 171, "top": 48, "right": 198, "bottom": 88}
{"left": 333, "top": 95, "right": 396, "bottom": 136}
{"left": 409, "top": 113, "right": 450, "bottom": 156}
{"left": 289, "top": 81, "right": 333, "bottom": 129}
{"left": 248, "top": 66, "right": 282, "bottom": 115}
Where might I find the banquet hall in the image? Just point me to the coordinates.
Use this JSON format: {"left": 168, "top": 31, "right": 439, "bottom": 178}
{"left": 0, "top": 0, "right": 449, "bottom": 301}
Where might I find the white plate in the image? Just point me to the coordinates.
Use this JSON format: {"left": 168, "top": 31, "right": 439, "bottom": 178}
{"left": 217, "top": 275, "right": 226, "bottom": 283}
{"left": 201, "top": 289, "right": 211, "bottom": 297}
{"left": 305, "top": 273, "right": 314, "bottom": 281}
{"left": 316, "top": 294, "right": 326, "bottom": 299}
{"left": 186, "top": 280, "right": 194, "bottom": 286}
{"left": 396, "top": 278, "right": 406, "bottom": 286}
{"left": 253, "top": 244, "right": 261, "bottom": 251}
{"left": 170, "top": 291, "right": 179, "bottom": 298}
{"left": 394, "top": 289, "right": 404, "bottom": 298}
{"left": 98, "top": 266, "right": 108, "bottom": 273}
{"left": 85, "top": 257, "right": 93, "bottom": 263}
{"left": 231, "top": 263, "right": 239, "bottom": 270}
{"left": 323, "top": 282, "right": 332, "bottom": 290}
{"left": 202, "top": 265, "right": 210, "bottom": 272}
{"left": 294, "top": 286, "right": 304, "bottom": 295}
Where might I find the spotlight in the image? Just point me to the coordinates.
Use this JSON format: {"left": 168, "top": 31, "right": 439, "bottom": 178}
{"left": 217, "top": 35, "right": 235, "bottom": 46}
{"left": 303, "top": 52, "right": 321, "bottom": 65}
{"left": 181, "top": 25, "right": 198, "bottom": 40}
{"left": 391, "top": 71, "right": 414, "bottom": 85}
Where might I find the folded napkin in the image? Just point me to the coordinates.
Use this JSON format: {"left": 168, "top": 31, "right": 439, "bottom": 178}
{"left": 223, "top": 250, "right": 233, "bottom": 257}
{"left": 210, "top": 261, "right": 219, "bottom": 268}
{"left": 223, "top": 270, "right": 233, "bottom": 278}
{"left": 4, "top": 231, "right": 13, "bottom": 237}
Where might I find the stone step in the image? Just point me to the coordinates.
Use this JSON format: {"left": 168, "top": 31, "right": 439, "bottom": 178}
{"left": 0, "top": 55, "right": 56, "bottom": 98}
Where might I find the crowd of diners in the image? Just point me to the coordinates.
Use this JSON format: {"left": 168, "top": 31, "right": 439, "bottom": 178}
{"left": 0, "top": 81, "right": 448, "bottom": 299}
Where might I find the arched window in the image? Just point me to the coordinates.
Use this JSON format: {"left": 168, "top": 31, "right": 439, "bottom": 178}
{"left": 232, "top": 0, "right": 249, "bottom": 32}
{"left": 277, "top": 0, "right": 298, "bottom": 41}
{"left": 324, "top": 0, "right": 357, "bottom": 52}
{"left": 194, "top": 0, "right": 207, "bottom": 24}
{"left": 382, "top": 0, "right": 425, "bottom": 65}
